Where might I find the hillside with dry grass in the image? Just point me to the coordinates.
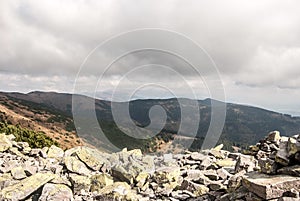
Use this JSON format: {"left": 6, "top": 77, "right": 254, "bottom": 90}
{"left": 0, "top": 93, "right": 83, "bottom": 149}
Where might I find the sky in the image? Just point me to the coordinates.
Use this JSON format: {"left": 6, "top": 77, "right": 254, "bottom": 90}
{"left": 0, "top": 0, "right": 300, "bottom": 115}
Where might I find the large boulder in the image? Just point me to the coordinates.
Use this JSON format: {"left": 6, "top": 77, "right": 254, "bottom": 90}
{"left": 0, "top": 172, "right": 55, "bottom": 200}
{"left": 242, "top": 172, "right": 300, "bottom": 200}
{"left": 75, "top": 147, "right": 110, "bottom": 171}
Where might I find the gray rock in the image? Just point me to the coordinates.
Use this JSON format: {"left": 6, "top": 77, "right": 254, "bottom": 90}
{"left": 235, "top": 154, "right": 258, "bottom": 173}
{"left": 266, "top": 131, "right": 281, "bottom": 142}
{"left": 180, "top": 179, "right": 209, "bottom": 196}
{"left": 38, "top": 183, "right": 74, "bottom": 201}
{"left": 258, "top": 158, "right": 277, "bottom": 174}
{"left": 277, "top": 165, "right": 300, "bottom": 177}
{"left": 190, "top": 152, "right": 206, "bottom": 161}
{"left": 276, "top": 141, "right": 290, "bottom": 166}
{"left": 69, "top": 174, "right": 91, "bottom": 194}
{"left": 64, "top": 156, "right": 91, "bottom": 175}
{"left": 287, "top": 137, "right": 300, "bottom": 156}
{"left": 0, "top": 134, "right": 13, "bottom": 152}
{"left": 242, "top": 172, "right": 300, "bottom": 200}
{"left": 76, "top": 147, "right": 110, "bottom": 171}
{"left": 0, "top": 172, "right": 55, "bottom": 200}
{"left": 47, "top": 145, "right": 64, "bottom": 159}
{"left": 11, "top": 166, "right": 27, "bottom": 180}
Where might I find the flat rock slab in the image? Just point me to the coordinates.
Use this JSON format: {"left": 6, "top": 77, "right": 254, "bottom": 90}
{"left": 0, "top": 172, "right": 55, "bottom": 200}
{"left": 242, "top": 172, "right": 300, "bottom": 200}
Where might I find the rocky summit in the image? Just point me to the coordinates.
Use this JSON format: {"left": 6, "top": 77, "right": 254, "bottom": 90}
{"left": 0, "top": 131, "right": 300, "bottom": 201}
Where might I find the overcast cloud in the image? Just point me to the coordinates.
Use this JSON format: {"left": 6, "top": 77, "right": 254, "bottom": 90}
{"left": 0, "top": 0, "right": 300, "bottom": 115}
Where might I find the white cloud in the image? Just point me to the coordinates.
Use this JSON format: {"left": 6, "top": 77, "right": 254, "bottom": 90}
{"left": 1, "top": 0, "right": 300, "bottom": 115}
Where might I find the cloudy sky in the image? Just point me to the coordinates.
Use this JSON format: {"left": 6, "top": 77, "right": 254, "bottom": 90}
{"left": 1, "top": 0, "right": 300, "bottom": 115}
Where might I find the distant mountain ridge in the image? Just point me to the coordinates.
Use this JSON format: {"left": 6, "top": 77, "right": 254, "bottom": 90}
{"left": 0, "top": 91, "right": 300, "bottom": 151}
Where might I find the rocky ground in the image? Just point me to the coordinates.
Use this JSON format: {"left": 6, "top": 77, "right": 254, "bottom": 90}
{"left": 0, "top": 131, "right": 300, "bottom": 201}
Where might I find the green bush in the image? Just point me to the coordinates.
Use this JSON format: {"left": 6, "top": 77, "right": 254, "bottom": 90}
{"left": 0, "top": 121, "right": 59, "bottom": 148}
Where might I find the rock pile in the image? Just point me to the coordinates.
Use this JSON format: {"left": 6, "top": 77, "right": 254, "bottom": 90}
{"left": 0, "top": 131, "right": 300, "bottom": 201}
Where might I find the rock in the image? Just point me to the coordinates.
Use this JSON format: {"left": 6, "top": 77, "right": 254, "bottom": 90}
{"left": 90, "top": 173, "right": 114, "bottom": 192}
{"left": 242, "top": 172, "right": 300, "bottom": 200}
{"left": 217, "top": 168, "right": 232, "bottom": 180}
{"left": 111, "top": 153, "right": 154, "bottom": 185}
{"left": 9, "top": 147, "right": 28, "bottom": 159}
{"left": 295, "top": 152, "right": 300, "bottom": 162}
{"left": 190, "top": 152, "right": 206, "bottom": 161}
{"left": 256, "top": 150, "right": 268, "bottom": 159}
{"left": 163, "top": 153, "right": 175, "bottom": 165}
{"left": 135, "top": 172, "right": 149, "bottom": 189}
{"left": 76, "top": 147, "right": 110, "bottom": 171}
{"left": 277, "top": 165, "right": 300, "bottom": 177}
{"left": 154, "top": 166, "right": 182, "bottom": 195}
{"left": 95, "top": 182, "right": 139, "bottom": 201}
{"left": 0, "top": 160, "right": 19, "bottom": 173}
{"left": 287, "top": 137, "right": 300, "bottom": 156}
{"left": 200, "top": 156, "right": 215, "bottom": 170}
{"left": 235, "top": 154, "right": 258, "bottom": 173}
{"left": 203, "top": 170, "right": 219, "bottom": 181}
{"left": 215, "top": 158, "right": 236, "bottom": 168}
{"left": 180, "top": 179, "right": 209, "bottom": 196}
{"left": 0, "top": 173, "right": 18, "bottom": 190}
{"left": 260, "top": 143, "right": 271, "bottom": 152}
{"left": 47, "top": 145, "right": 64, "bottom": 159}
{"left": 38, "top": 183, "right": 73, "bottom": 201}
{"left": 227, "top": 170, "right": 246, "bottom": 192}
{"left": 278, "top": 197, "right": 300, "bottom": 201}
{"left": 0, "top": 133, "right": 12, "bottom": 152}
{"left": 64, "top": 156, "right": 91, "bottom": 175}
{"left": 69, "top": 174, "right": 91, "bottom": 194}
{"left": 51, "top": 174, "right": 72, "bottom": 186}
{"left": 208, "top": 181, "right": 226, "bottom": 191}
{"left": 212, "top": 144, "right": 224, "bottom": 151}
{"left": 0, "top": 172, "right": 55, "bottom": 200}
{"left": 266, "top": 131, "right": 281, "bottom": 142}
{"left": 209, "top": 149, "right": 225, "bottom": 159}
{"left": 258, "top": 158, "right": 277, "bottom": 174}
{"left": 10, "top": 166, "right": 27, "bottom": 180}
{"left": 276, "top": 141, "right": 290, "bottom": 166}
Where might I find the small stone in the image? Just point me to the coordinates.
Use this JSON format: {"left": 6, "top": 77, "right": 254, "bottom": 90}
{"left": 212, "top": 144, "right": 224, "bottom": 151}
{"left": 11, "top": 166, "right": 27, "bottom": 180}
{"left": 90, "top": 173, "right": 114, "bottom": 192}
{"left": 209, "top": 149, "right": 225, "bottom": 159}
{"left": 69, "top": 174, "right": 91, "bottom": 194}
{"left": 190, "top": 152, "right": 206, "bottom": 161}
{"left": 217, "top": 168, "right": 232, "bottom": 180}
{"left": 235, "top": 154, "right": 258, "bottom": 173}
{"left": 227, "top": 170, "right": 246, "bottom": 192}
{"left": 47, "top": 145, "right": 64, "bottom": 159}
{"left": 258, "top": 158, "right": 277, "bottom": 174}
{"left": 266, "top": 131, "right": 281, "bottom": 142}
{"left": 204, "top": 170, "right": 219, "bottom": 181}
{"left": 136, "top": 172, "right": 149, "bottom": 188}
{"left": 287, "top": 137, "right": 300, "bottom": 156}
{"left": 180, "top": 179, "right": 209, "bottom": 196}
{"left": 208, "top": 181, "right": 226, "bottom": 191}
{"left": 215, "top": 158, "right": 236, "bottom": 168}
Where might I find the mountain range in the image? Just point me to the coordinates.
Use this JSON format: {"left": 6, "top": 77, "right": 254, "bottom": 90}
{"left": 0, "top": 91, "right": 300, "bottom": 152}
